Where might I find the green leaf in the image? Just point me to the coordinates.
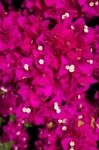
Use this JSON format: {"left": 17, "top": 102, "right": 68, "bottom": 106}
{"left": 0, "top": 117, "right": 3, "bottom": 126}
{"left": 24, "top": 123, "right": 33, "bottom": 128}
{"left": 0, "top": 141, "right": 14, "bottom": 150}
{"left": 9, "top": 114, "right": 15, "bottom": 121}
{"left": 0, "top": 143, "right": 4, "bottom": 150}
{"left": 5, "top": 141, "right": 14, "bottom": 150}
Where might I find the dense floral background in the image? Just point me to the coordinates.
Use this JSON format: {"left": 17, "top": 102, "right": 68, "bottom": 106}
{"left": 0, "top": 0, "right": 99, "bottom": 150}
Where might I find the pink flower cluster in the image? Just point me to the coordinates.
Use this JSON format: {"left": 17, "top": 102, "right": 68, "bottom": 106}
{"left": 0, "top": 0, "right": 99, "bottom": 150}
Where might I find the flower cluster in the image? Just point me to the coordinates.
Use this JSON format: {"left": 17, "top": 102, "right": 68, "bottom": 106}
{"left": 0, "top": 0, "right": 99, "bottom": 150}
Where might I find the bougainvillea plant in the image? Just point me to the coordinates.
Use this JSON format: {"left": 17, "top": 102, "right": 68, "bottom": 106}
{"left": 0, "top": 0, "right": 99, "bottom": 150}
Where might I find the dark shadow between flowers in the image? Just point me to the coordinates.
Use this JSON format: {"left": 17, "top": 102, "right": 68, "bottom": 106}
{"left": 11, "top": 0, "right": 24, "bottom": 10}
{"left": 1, "top": 0, "right": 9, "bottom": 11}
{"left": 86, "top": 82, "right": 99, "bottom": 106}
{"left": 86, "top": 16, "right": 99, "bottom": 28}
{"left": 96, "top": 140, "right": 99, "bottom": 149}
{"left": 0, "top": 115, "right": 9, "bottom": 138}
{"left": 48, "top": 18, "right": 57, "bottom": 30}
{"left": 27, "top": 124, "right": 44, "bottom": 150}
